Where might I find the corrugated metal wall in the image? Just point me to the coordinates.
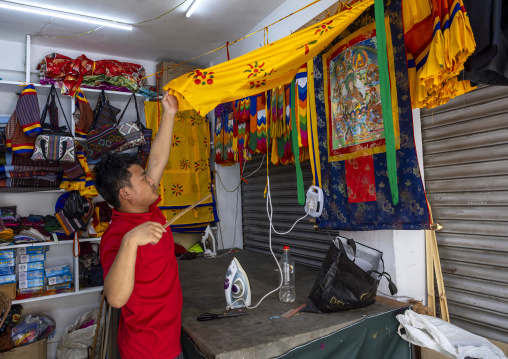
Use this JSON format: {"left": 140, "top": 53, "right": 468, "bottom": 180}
{"left": 421, "top": 85, "right": 508, "bottom": 343}
{"left": 241, "top": 156, "right": 339, "bottom": 267}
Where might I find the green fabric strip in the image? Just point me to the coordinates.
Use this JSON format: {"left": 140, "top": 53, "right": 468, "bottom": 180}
{"left": 374, "top": 0, "right": 399, "bottom": 205}
{"left": 291, "top": 77, "right": 305, "bottom": 206}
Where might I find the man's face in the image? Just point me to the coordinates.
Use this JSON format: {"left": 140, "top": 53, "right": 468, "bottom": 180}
{"left": 125, "top": 164, "right": 159, "bottom": 208}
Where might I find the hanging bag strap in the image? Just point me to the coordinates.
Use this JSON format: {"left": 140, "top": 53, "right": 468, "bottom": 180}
{"left": 115, "top": 93, "right": 140, "bottom": 126}
{"left": 40, "top": 138, "right": 69, "bottom": 163}
{"left": 335, "top": 236, "right": 357, "bottom": 259}
{"left": 40, "top": 85, "right": 74, "bottom": 137}
{"left": 133, "top": 93, "right": 146, "bottom": 129}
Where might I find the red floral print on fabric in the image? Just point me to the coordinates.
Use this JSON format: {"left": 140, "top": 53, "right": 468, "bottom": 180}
{"left": 244, "top": 61, "right": 274, "bottom": 79}
{"left": 180, "top": 159, "right": 190, "bottom": 170}
{"left": 194, "top": 158, "right": 208, "bottom": 171}
{"left": 172, "top": 134, "right": 180, "bottom": 147}
{"left": 249, "top": 80, "right": 266, "bottom": 89}
{"left": 176, "top": 112, "right": 187, "bottom": 122}
{"left": 297, "top": 40, "right": 318, "bottom": 55}
{"left": 189, "top": 70, "right": 215, "bottom": 85}
{"left": 345, "top": 155, "right": 376, "bottom": 203}
{"left": 315, "top": 20, "right": 333, "bottom": 36}
{"left": 171, "top": 183, "right": 183, "bottom": 196}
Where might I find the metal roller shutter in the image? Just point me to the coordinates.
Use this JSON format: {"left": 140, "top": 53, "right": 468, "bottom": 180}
{"left": 241, "top": 155, "right": 339, "bottom": 267}
{"left": 421, "top": 85, "right": 508, "bottom": 343}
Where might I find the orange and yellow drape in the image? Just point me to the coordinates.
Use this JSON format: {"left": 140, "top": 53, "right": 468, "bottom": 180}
{"left": 403, "top": 0, "right": 476, "bottom": 109}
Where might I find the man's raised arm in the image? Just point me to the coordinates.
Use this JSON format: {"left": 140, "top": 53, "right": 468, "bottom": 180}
{"left": 145, "top": 92, "right": 179, "bottom": 184}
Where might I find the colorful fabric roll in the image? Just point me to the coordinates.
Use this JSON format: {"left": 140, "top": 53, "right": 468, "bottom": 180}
{"left": 55, "top": 210, "right": 86, "bottom": 236}
{"left": 73, "top": 89, "right": 94, "bottom": 139}
{"left": 15, "top": 85, "right": 42, "bottom": 137}
{"left": 6, "top": 111, "right": 36, "bottom": 156}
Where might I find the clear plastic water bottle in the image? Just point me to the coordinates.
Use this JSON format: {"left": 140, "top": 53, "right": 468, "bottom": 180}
{"left": 279, "top": 246, "right": 296, "bottom": 303}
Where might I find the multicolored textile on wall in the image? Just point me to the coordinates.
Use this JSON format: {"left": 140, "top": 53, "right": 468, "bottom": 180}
{"left": 247, "top": 93, "right": 267, "bottom": 155}
{"left": 164, "top": 0, "right": 374, "bottom": 114}
{"left": 214, "top": 81, "right": 310, "bottom": 167}
{"left": 311, "top": 2, "right": 431, "bottom": 230}
{"left": 144, "top": 102, "right": 218, "bottom": 230}
{"left": 214, "top": 102, "right": 235, "bottom": 167}
{"left": 403, "top": 0, "right": 476, "bottom": 109}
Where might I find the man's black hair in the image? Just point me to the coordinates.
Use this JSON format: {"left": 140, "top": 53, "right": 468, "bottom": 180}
{"left": 93, "top": 153, "right": 143, "bottom": 209}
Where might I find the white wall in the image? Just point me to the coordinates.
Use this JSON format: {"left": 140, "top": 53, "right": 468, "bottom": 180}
{"left": 0, "top": 39, "right": 26, "bottom": 81}
{"left": 209, "top": 0, "right": 339, "bottom": 66}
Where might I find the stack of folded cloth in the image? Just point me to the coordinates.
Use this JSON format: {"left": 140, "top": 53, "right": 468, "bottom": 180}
{"left": 37, "top": 53, "right": 146, "bottom": 96}
{"left": 0, "top": 208, "right": 72, "bottom": 246}
{"left": 0, "top": 153, "right": 62, "bottom": 190}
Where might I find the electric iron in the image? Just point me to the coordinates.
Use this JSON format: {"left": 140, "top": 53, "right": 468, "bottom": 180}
{"left": 224, "top": 257, "right": 251, "bottom": 309}
{"left": 201, "top": 225, "right": 217, "bottom": 257}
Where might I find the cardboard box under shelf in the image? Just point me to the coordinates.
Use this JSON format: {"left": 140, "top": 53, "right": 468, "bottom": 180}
{"left": 0, "top": 283, "right": 16, "bottom": 300}
{"left": 0, "top": 338, "right": 47, "bottom": 359}
{"left": 156, "top": 61, "right": 197, "bottom": 94}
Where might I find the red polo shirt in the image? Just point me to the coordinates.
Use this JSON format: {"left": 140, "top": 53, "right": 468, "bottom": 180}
{"left": 100, "top": 197, "right": 182, "bottom": 359}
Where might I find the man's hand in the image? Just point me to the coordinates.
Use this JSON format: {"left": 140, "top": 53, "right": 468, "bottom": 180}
{"left": 124, "top": 221, "right": 166, "bottom": 247}
{"left": 161, "top": 91, "right": 179, "bottom": 117}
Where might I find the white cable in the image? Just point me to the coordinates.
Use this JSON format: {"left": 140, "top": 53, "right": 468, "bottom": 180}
{"left": 226, "top": 175, "right": 308, "bottom": 310}
{"left": 243, "top": 154, "right": 265, "bottom": 178}
{"left": 267, "top": 177, "right": 309, "bottom": 235}
{"left": 377, "top": 290, "right": 414, "bottom": 300}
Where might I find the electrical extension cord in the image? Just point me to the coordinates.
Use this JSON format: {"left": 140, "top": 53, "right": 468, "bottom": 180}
{"left": 226, "top": 175, "right": 309, "bottom": 310}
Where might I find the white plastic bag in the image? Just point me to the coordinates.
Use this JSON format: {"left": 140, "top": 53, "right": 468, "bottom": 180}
{"left": 56, "top": 309, "right": 102, "bottom": 359}
{"left": 397, "top": 310, "right": 507, "bottom": 359}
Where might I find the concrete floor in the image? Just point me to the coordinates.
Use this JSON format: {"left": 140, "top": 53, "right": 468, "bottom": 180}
{"left": 178, "top": 249, "right": 406, "bottom": 359}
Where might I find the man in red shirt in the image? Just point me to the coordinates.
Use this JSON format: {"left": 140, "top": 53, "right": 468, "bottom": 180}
{"left": 94, "top": 92, "right": 183, "bottom": 358}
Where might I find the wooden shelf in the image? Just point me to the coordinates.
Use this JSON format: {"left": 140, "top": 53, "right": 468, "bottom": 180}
{"left": 0, "top": 80, "right": 144, "bottom": 98}
{"left": 0, "top": 188, "right": 65, "bottom": 193}
{"left": 13, "top": 285, "right": 103, "bottom": 304}
{"left": 4, "top": 237, "right": 101, "bottom": 249}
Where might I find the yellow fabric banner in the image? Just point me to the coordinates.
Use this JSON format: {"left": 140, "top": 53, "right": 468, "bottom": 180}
{"left": 144, "top": 102, "right": 216, "bottom": 226}
{"left": 163, "top": 0, "right": 374, "bottom": 114}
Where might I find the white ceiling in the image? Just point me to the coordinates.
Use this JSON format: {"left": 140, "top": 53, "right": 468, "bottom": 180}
{"left": 0, "top": 0, "right": 291, "bottom": 66}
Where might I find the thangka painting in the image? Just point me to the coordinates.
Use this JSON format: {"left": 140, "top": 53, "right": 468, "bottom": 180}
{"left": 324, "top": 21, "right": 400, "bottom": 163}
{"left": 312, "top": 1, "right": 431, "bottom": 230}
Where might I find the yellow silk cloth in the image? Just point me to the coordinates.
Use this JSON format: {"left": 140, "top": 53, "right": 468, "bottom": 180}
{"left": 163, "top": 0, "right": 374, "bottom": 114}
{"left": 403, "top": 0, "right": 476, "bottom": 109}
{"left": 144, "top": 102, "right": 216, "bottom": 226}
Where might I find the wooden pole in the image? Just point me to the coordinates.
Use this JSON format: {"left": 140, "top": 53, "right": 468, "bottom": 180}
{"left": 426, "top": 204, "right": 450, "bottom": 322}
{"left": 426, "top": 230, "right": 436, "bottom": 317}
{"left": 164, "top": 194, "right": 212, "bottom": 228}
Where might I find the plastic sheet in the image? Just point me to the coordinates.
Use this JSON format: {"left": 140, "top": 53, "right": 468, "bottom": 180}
{"left": 11, "top": 314, "right": 56, "bottom": 347}
{"left": 397, "top": 310, "right": 507, "bottom": 359}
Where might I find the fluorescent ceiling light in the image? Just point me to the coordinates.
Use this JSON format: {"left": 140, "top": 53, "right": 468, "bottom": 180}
{"left": 0, "top": 1, "right": 132, "bottom": 30}
{"left": 186, "top": 0, "right": 203, "bottom": 18}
